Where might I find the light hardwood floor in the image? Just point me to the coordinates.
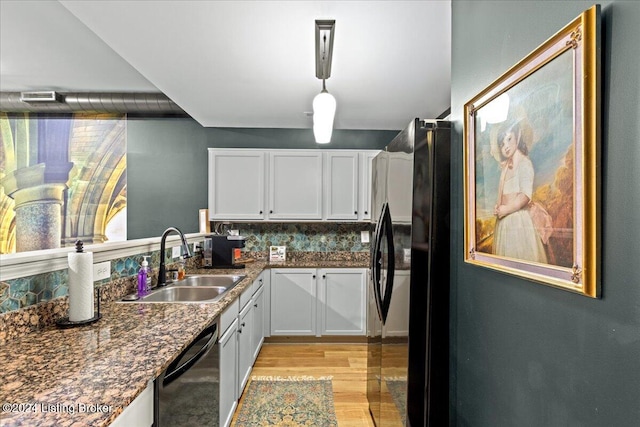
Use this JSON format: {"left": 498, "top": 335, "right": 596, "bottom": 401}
{"left": 231, "top": 343, "right": 375, "bottom": 427}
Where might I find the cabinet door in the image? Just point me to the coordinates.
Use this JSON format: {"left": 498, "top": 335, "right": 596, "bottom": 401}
{"left": 387, "top": 152, "right": 413, "bottom": 223}
{"left": 318, "top": 268, "right": 367, "bottom": 335}
{"left": 237, "top": 301, "right": 253, "bottom": 396}
{"left": 371, "top": 151, "right": 388, "bottom": 224}
{"left": 251, "top": 284, "right": 265, "bottom": 362}
{"left": 260, "top": 272, "right": 271, "bottom": 338}
{"left": 109, "top": 381, "right": 153, "bottom": 427}
{"left": 359, "top": 151, "right": 379, "bottom": 221}
{"left": 269, "top": 151, "right": 323, "bottom": 220}
{"left": 219, "top": 319, "right": 238, "bottom": 427}
{"left": 382, "top": 270, "right": 410, "bottom": 337}
{"left": 270, "top": 269, "right": 317, "bottom": 335}
{"left": 324, "top": 151, "right": 358, "bottom": 220}
{"left": 208, "top": 149, "right": 266, "bottom": 220}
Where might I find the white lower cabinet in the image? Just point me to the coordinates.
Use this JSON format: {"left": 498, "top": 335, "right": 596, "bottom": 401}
{"left": 109, "top": 381, "right": 153, "bottom": 427}
{"left": 383, "top": 269, "right": 410, "bottom": 337}
{"left": 251, "top": 284, "right": 265, "bottom": 362}
{"left": 236, "top": 274, "right": 267, "bottom": 401}
{"left": 270, "top": 269, "right": 318, "bottom": 335}
{"left": 237, "top": 298, "right": 253, "bottom": 395}
{"left": 270, "top": 268, "right": 367, "bottom": 336}
{"left": 219, "top": 318, "right": 238, "bottom": 427}
{"left": 318, "top": 269, "right": 367, "bottom": 335}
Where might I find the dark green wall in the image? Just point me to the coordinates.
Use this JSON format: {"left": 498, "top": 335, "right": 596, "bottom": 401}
{"left": 127, "top": 117, "right": 396, "bottom": 238}
{"left": 451, "top": 1, "right": 640, "bottom": 426}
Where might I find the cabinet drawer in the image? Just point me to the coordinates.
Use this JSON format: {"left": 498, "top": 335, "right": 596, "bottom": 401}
{"left": 220, "top": 299, "right": 239, "bottom": 334}
{"left": 239, "top": 284, "right": 253, "bottom": 310}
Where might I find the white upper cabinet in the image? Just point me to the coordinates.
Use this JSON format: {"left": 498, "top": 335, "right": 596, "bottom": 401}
{"left": 269, "top": 151, "right": 323, "bottom": 220}
{"left": 324, "top": 151, "right": 359, "bottom": 220}
{"left": 208, "top": 150, "right": 266, "bottom": 220}
{"left": 371, "top": 151, "right": 389, "bottom": 223}
{"left": 358, "top": 151, "right": 379, "bottom": 221}
{"left": 387, "top": 151, "right": 413, "bottom": 223}
{"left": 208, "top": 148, "right": 379, "bottom": 222}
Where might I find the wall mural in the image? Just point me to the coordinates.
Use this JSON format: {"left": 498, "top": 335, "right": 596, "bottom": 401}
{"left": 0, "top": 113, "right": 127, "bottom": 254}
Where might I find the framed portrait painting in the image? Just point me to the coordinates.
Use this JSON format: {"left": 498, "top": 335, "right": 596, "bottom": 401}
{"left": 463, "top": 5, "right": 601, "bottom": 297}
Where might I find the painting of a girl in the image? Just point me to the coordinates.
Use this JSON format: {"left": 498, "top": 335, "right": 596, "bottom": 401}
{"left": 492, "top": 120, "right": 547, "bottom": 263}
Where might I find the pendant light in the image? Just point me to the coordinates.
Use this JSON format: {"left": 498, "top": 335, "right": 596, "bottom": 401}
{"left": 313, "top": 20, "right": 336, "bottom": 144}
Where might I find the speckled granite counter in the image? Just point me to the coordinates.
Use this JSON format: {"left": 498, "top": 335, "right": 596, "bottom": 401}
{"left": 0, "top": 256, "right": 368, "bottom": 427}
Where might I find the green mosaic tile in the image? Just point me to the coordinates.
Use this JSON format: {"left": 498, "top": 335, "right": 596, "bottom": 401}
{"left": 1, "top": 298, "right": 19, "bottom": 312}
{"left": 53, "top": 284, "right": 68, "bottom": 298}
{"left": 115, "top": 259, "right": 126, "bottom": 275}
{"left": 29, "top": 275, "right": 46, "bottom": 294}
{"left": 25, "top": 292, "right": 38, "bottom": 306}
{"left": 10, "top": 279, "right": 29, "bottom": 300}
{"left": 41, "top": 289, "right": 53, "bottom": 301}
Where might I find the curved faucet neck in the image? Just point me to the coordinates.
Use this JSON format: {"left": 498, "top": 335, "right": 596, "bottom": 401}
{"left": 158, "top": 227, "right": 191, "bottom": 287}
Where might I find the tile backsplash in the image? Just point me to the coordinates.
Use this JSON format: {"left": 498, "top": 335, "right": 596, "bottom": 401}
{"left": 238, "top": 222, "right": 371, "bottom": 253}
{"left": 1, "top": 223, "right": 371, "bottom": 314}
{"left": 0, "top": 249, "right": 168, "bottom": 314}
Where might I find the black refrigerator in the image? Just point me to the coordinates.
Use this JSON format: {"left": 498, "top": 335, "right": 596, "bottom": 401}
{"left": 367, "top": 119, "right": 451, "bottom": 427}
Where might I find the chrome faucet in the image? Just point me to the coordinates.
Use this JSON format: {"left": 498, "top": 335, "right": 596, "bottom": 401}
{"left": 158, "top": 227, "right": 193, "bottom": 287}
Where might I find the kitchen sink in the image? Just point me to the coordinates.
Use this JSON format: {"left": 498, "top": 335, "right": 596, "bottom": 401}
{"left": 139, "top": 286, "right": 228, "bottom": 302}
{"left": 177, "top": 274, "right": 245, "bottom": 288}
{"left": 119, "top": 274, "right": 246, "bottom": 303}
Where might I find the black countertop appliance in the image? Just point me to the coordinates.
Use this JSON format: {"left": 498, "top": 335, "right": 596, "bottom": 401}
{"left": 203, "top": 235, "right": 246, "bottom": 269}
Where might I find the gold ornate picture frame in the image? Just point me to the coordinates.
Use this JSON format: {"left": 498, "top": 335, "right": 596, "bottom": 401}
{"left": 463, "top": 5, "right": 601, "bottom": 297}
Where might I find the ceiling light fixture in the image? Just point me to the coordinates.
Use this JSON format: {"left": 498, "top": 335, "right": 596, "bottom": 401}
{"left": 313, "top": 19, "right": 336, "bottom": 144}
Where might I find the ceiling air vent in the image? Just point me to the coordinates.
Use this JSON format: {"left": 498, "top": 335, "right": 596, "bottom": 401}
{"left": 19, "top": 91, "right": 62, "bottom": 103}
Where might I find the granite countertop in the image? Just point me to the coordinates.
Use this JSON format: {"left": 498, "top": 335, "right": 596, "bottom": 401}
{"left": 0, "top": 258, "right": 369, "bottom": 427}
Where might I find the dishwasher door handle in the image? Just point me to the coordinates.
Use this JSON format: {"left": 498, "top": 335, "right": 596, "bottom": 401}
{"left": 161, "top": 322, "right": 218, "bottom": 388}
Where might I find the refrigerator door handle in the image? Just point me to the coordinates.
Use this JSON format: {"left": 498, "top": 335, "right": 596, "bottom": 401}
{"left": 371, "top": 203, "right": 386, "bottom": 322}
{"left": 380, "top": 204, "right": 395, "bottom": 324}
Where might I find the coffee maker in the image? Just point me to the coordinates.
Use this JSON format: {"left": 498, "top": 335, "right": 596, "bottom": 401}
{"left": 203, "top": 235, "right": 246, "bottom": 269}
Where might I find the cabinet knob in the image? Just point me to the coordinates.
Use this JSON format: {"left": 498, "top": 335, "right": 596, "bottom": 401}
{"left": 242, "top": 322, "right": 246, "bottom": 327}
{"left": 259, "top": 210, "right": 263, "bottom": 214}
{"left": 254, "top": 303, "right": 258, "bottom": 308}
{"left": 322, "top": 274, "right": 326, "bottom": 279}
{"left": 270, "top": 210, "right": 273, "bottom": 214}
{"left": 365, "top": 211, "right": 368, "bottom": 215}
{"left": 354, "top": 211, "right": 358, "bottom": 215}
{"left": 312, "top": 275, "right": 316, "bottom": 279}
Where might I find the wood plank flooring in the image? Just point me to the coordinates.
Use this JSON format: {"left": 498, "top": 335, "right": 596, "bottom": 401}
{"left": 231, "top": 343, "right": 375, "bottom": 427}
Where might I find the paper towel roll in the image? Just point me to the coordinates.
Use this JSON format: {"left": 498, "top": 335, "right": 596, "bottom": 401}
{"left": 68, "top": 251, "right": 94, "bottom": 322}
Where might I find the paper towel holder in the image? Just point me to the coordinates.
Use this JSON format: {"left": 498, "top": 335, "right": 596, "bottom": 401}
{"left": 56, "top": 287, "right": 102, "bottom": 328}
{"left": 56, "top": 241, "right": 102, "bottom": 328}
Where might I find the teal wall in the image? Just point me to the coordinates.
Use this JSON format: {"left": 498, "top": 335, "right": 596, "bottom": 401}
{"left": 127, "top": 117, "right": 396, "bottom": 239}
{"left": 451, "top": 1, "right": 640, "bottom": 425}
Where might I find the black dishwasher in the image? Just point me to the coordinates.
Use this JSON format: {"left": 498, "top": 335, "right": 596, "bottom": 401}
{"left": 154, "top": 319, "right": 220, "bottom": 426}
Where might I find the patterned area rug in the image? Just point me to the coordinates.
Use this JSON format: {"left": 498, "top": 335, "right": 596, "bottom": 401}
{"left": 385, "top": 378, "right": 407, "bottom": 426}
{"left": 234, "top": 376, "right": 337, "bottom": 427}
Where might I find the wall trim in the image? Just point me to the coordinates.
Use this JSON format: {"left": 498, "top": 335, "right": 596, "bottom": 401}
{"left": 0, "top": 233, "right": 208, "bottom": 281}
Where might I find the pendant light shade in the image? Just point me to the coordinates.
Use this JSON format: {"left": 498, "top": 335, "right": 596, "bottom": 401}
{"left": 313, "top": 88, "right": 336, "bottom": 144}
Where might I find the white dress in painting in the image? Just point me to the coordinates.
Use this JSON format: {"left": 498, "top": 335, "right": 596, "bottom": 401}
{"left": 493, "top": 157, "right": 548, "bottom": 263}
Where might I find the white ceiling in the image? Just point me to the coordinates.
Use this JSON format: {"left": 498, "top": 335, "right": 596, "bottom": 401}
{"left": 0, "top": 0, "right": 451, "bottom": 131}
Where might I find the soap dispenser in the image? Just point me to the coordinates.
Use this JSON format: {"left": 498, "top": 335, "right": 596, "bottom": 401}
{"left": 137, "top": 256, "right": 151, "bottom": 296}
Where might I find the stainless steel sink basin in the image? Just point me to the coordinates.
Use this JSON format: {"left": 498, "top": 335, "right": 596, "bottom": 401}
{"left": 140, "top": 286, "right": 227, "bottom": 302}
{"left": 177, "top": 274, "right": 245, "bottom": 288}
{"left": 119, "top": 274, "right": 246, "bottom": 303}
